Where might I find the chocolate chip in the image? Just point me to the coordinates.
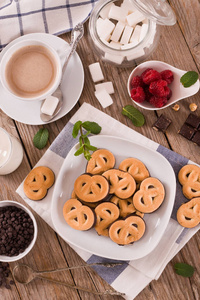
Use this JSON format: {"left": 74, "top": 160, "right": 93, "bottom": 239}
{"left": 152, "top": 114, "right": 172, "bottom": 132}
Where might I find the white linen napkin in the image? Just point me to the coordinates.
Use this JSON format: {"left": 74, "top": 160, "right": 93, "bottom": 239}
{"left": 0, "top": 0, "right": 97, "bottom": 50}
{"left": 16, "top": 103, "right": 200, "bottom": 300}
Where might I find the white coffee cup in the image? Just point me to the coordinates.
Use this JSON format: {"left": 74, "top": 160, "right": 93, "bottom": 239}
{"left": 0, "top": 39, "right": 62, "bottom": 101}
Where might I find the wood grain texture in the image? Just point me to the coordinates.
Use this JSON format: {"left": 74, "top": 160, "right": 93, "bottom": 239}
{"left": 0, "top": 0, "right": 199, "bottom": 299}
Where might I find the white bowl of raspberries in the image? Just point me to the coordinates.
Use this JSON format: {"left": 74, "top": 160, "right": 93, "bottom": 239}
{"left": 127, "top": 60, "right": 198, "bottom": 110}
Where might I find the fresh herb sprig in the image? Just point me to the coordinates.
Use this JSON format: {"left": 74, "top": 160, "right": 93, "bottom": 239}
{"left": 122, "top": 105, "right": 145, "bottom": 127}
{"left": 174, "top": 262, "right": 195, "bottom": 278}
{"left": 72, "top": 121, "right": 101, "bottom": 160}
{"left": 33, "top": 128, "right": 49, "bottom": 149}
{"left": 180, "top": 71, "right": 199, "bottom": 87}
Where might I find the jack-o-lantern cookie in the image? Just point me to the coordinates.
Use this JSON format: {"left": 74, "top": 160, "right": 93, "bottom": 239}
{"left": 23, "top": 166, "right": 55, "bottom": 200}
{"left": 119, "top": 158, "right": 149, "bottom": 184}
{"left": 178, "top": 164, "right": 200, "bottom": 199}
{"left": 177, "top": 197, "right": 200, "bottom": 228}
{"left": 110, "top": 195, "right": 144, "bottom": 218}
{"left": 63, "top": 199, "right": 95, "bottom": 231}
{"left": 86, "top": 149, "right": 115, "bottom": 175}
{"left": 74, "top": 173, "right": 109, "bottom": 203}
{"left": 102, "top": 169, "right": 136, "bottom": 199}
{"left": 109, "top": 215, "right": 145, "bottom": 245}
{"left": 133, "top": 177, "right": 165, "bottom": 213}
{"left": 95, "top": 202, "right": 119, "bottom": 236}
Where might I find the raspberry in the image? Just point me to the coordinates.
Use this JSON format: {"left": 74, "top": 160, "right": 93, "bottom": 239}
{"left": 167, "top": 88, "right": 172, "bottom": 100}
{"left": 149, "top": 79, "right": 170, "bottom": 97}
{"left": 144, "top": 85, "right": 152, "bottom": 102}
{"left": 149, "top": 96, "right": 168, "bottom": 108}
{"left": 142, "top": 69, "right": 161, "bottom": 85}
{"left": 130, "top": 75, "right": 144, "bottom": 88}
{"left": 141, "top": 68, "right": 153, "bottom": 80}
{"left": 161, "top": 70, "right": 174, "bottom": 84}
{"left": 131, "top": 86, "right": 145, "bottom": 103}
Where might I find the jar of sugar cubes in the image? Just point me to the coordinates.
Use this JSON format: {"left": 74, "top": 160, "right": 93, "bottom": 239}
{"left": 88, "top": 0, "right": 176, "bottom": 67}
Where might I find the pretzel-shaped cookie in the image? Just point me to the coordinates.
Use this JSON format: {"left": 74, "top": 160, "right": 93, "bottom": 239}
{"left": 119, "top": 158, "right": 149, "bottom": 183}
{"left": 102, "top": 169, "right": 136, "bottom": 199}
{"left": 110, "top": 195, "right": 144, "bottom": 218}
{"left": 74, "top": 173, "right": 110, "bottom": 203}
{"left": 86, "top": 149, "right": 115, "bottom": 175}
{"left": 133, "top": 177, "right": 165, "bottom": 213}
{"left": 63, "top": 199, "right": 95, "bottom": 231}
{"left": 23, "top": 166, "right": 55, "bottom": 200}
{"left": 95, "top": 202, "right": 119, "bottom": 236}
{"left": 178, "top": 164, "right": 200, "bottom": 199}
{"left": 177, "top": 197, "right": 200, "bottom": 228}
{"left": 109, "top": 215, "right": 145, "bottom": 245}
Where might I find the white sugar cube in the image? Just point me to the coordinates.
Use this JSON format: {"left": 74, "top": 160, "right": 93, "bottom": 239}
{"left": 120, "top": 25, "right": 133, "bottom": 44}
{"left": 108, "top": 4, "right": 127, "bottom": 22}
{"left": 99, "top": 3, "right": 114, "bottom": 19}
{"left": 126, "top": 48, "right": 145, "bottom": 61}
{"left": 130, "top": 25, "right": 142, "bottom": 43}
{"left": 139, "top": 23, "right": 148, "bottom": 41}
{"left": 96, "top": 18, "right": 115, "bottom": 41}
{"left": 41, "top": 96, "right": 59, "bottom": 116}
{"left": 95, "top": 82, "right": 114, "bottom": 94}
{"left": 126, "top": 10, "right": 146, "bottom": 27}
{"left": 121, "top": 0, "right": 135, "bottom": 15}
{"left": 89, "top": 62, "right": 104, "bottom": 83}
{"left": 104, "top": 53, "right": 124, "bottom": 64}
{"left": 109, "top": 41, "right": 122, "bottom": 49}
{"left": 111, "top": 21, "right": 125, "bottom": 42}
{"left": 95, "top": 89, "right": 113, "bottom": 108}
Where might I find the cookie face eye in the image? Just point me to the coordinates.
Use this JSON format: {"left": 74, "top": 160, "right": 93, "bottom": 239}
{"left": 95, "top": 202, "right": 119, "bottom": 236}
{"left": 102, "top": 169, "right": 136, "bottom": 199}
{"left": 63, "top": 199, "right": 95, "bottom": 231}
{"left": 86, "top": 149, "right": 115, "bottom": 175}
{"left": 133, "top": 177, "right": 165, "bottom": 213}
{"left": 74, "top": 173, "right": 110, "bottom": 203}
{"left": 23, "top": 166, "right": 55, "bottom": 200}
{"left": 178, "top": 164, "right": 200, "bottom": 199}
{"left": 109, "top": 216, "right": 146, "bottom": 245}
{"left": 177, "top": 197, "right": 200, "bottom": 228}
{"left": 119, "top": 158, "right": 149, "bottom": 183}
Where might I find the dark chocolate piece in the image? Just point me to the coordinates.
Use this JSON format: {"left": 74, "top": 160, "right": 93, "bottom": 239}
{"left": 152, "top": 114, "right": 172, "bottom": 132}
{"left": 178, "top": 123, "right": 196, "bottom": 140}
{"left": 185, "top": 113, "right": 200, "bottom": 129}
{"left": 191, "top": 131, "right": 200, "bottom": 146}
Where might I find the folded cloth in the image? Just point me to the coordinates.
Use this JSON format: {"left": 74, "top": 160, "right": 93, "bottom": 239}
{"left": 16, "top": 103, "right": 200, "bottom": 300}
{"left": 0, "top": 0, "right": 98, "bottom": 50}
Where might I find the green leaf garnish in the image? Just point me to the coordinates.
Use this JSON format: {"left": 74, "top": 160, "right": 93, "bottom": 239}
{"left": 72, "top": 120, "right": 101, "bottom": 161}
{"left": 122, "top": 105, "right": 145, "bottom": 127}
{"left": 180, "top": 71, "right": 198, "bottom": 87}
{"left": 82, "top": 121, "right": 102, "bottom": 134}
{"left": 174, "top": 263, "right": 195, "bottom": 277}
{"left": 33, "top": 128, "right": 49, "bottom": 150}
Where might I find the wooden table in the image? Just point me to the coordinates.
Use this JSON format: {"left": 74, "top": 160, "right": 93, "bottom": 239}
{"left": 0, "top": 0, "right": 200, "bottom": 299}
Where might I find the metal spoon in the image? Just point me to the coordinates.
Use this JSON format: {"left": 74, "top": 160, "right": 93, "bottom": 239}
{"left": 13, "top": 262, "right": 125, "bottom": 296}
{"left": 40, "top": 23, "right": 84, "bottom": 123}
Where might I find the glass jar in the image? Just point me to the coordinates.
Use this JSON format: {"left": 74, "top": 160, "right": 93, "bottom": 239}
{"left": 0, "top": 127, "right": 23, "bottom": 175}
{"left": 88, "top": 0, "right": 176, "bottom": 67}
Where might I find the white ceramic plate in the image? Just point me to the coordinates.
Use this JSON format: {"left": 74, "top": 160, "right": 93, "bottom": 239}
{"left": 51, "top": 136, "right": 176, "bottom": 260}
{"left": 0, "top": 33, "right": 84, "bottom": 125}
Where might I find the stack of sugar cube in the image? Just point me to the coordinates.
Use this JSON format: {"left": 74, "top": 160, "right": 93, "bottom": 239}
{"left": 88, "top": 62, "right": 114, "bottom": 108}
{"left": 96, "top": 0, "right": 150, "bottom": 63}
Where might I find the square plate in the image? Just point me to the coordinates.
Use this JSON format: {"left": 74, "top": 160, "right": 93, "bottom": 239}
{"left": 51, "top": 135, "right": 176, "bottom": 260}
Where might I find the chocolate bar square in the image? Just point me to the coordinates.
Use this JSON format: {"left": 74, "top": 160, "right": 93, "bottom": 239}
{"left": 191, "top": 131, "right": 200, "bottom": 146}
{"left": 185, "top": 113, "right": 200, "bottom": 129}
{"left": 179, "top": 123, "right": 196, "bottom": 140}
{"left": 152, "top": 114, "right": 172, "bottom": 132}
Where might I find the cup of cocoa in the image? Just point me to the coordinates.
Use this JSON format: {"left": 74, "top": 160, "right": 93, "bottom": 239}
{"left": 0, "top": 200, "right": 37, "bottom": 262}
{"left": 0, "top": 39, "right": 62, "bottom": 101}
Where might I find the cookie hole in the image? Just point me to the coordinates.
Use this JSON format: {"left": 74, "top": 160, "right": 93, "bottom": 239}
{"left": 132, "top": 223, "right": 138, "bottom": 228}
{"left": 74, "top": 217, "right": 78, "bottom": 222}
{"left": 100, "top": 217, "right": 103, "bottom": 221}
{"left": 70, "top": 206, "right": 76, "bottom": 210}
{"left": 97, "top": 183, "right": 102, "bottom": 188}
{"left": 118, "top": 176, "right": 123, "bottom": 181}
{"left": 148, "top": 185, "right": 154, "bottom": 189}
{"left": 33, "top": 190, "right": 39, "bottom": 192}
{"left": 82, "top": 182, "right": 86, "bottom": 187}
{"left": 84, "top": 214, "right": 88, "bottom": 220}
{"left": 186, "top": 173, "right": 190, "bottom": 178}
{"left": 43, "top": 175, "right": 47, "bottom": 181}
{"left": 106, "top": 209, "right": 111, "bottom": 214}
{"left": 185, "top": 216, "right": 191, "bottom": 220}
{"left": 191, "top": 188, "right": 197, "bottom": 192}
{"left": 117, "top": 228, "right": 121, "bottom": 234}
{"left": 126, "top": 166, "right": 130, "bottom": 172}
{"left": 140, "top": 198, "right": 144, "bottom": 204}
{"left": 122, "top": 186, "right": 128, "bottom": 190}
{"left": 127, "top": 233, "right": 132, "bottom": 237}
{"left": 33, "top": 177, "right": 36, "bottom": 182}
{"left": 89, "top": 191, "right": 93, "bottom": 194}
{"left": 103, "top": 157, "right": 108, "bottom": 163}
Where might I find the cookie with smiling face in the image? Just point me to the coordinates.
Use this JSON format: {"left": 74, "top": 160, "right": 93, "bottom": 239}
{"left": 119, "top": 157, "right": 149, "bottom": 184}
{"left": 177, "top": 197, "right": 200, "bottom": 228}
{"left": 86, "top": 149, "right": 115, "bottom": 175}
{"left": 178, "top": 164, "right": 200, "bottom": 199}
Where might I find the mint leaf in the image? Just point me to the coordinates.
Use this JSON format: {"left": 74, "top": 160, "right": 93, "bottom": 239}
{"left": 33, "top": 128, "right": 49, "bottom": 150}
{"left": 180, "top": 71, "right": 198, "bottom": 87}
{"left": 122, "top": 105, "right": 145, "bottom": 127}
{"left": 72, "top": 121, "right": 82, "bottom": 138}
{"left": 82, "top": 121, "right": 101, "bottom": 134}
{"left": 85, "top": 144, "right": 97, "bottom": 151}
{"left": 174, "top": 263, "right": 194, "bottom": 277}
{"left": 74, "top": 145, "right": 84, "bottom": 156}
